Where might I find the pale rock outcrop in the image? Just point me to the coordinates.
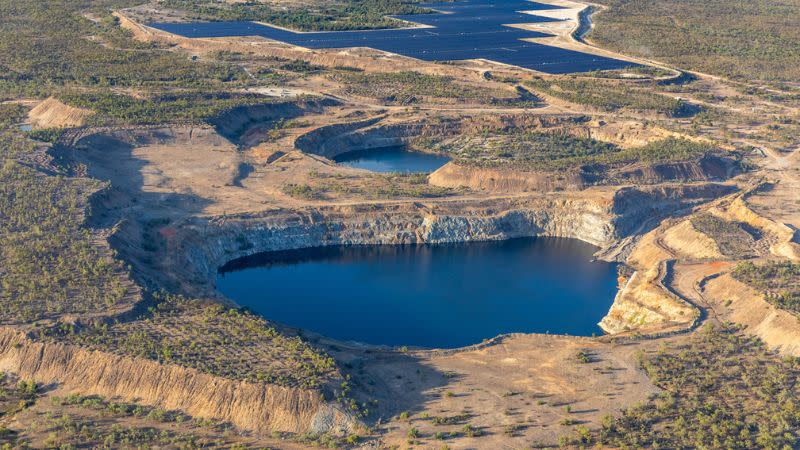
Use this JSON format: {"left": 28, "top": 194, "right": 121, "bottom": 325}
{"left": 429, "top": 162, "right": 586, "bottom": 192}
{"left": 661, "top": 220, "right": 723, "bottom": 260}
{"left": 150, "top": 183, "right": 735, "bottom": 300}
{"left": 599, "top": 262, "right": 697, "bottom": 334}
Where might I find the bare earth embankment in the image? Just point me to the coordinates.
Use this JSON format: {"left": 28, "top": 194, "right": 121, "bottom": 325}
{"left": 2, "top": 0, "right": 800, "bottom": 447}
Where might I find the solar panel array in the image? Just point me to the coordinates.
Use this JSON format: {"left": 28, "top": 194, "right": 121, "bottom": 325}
{"left": 150, "top": 0, "right": 636, "bottom": 74}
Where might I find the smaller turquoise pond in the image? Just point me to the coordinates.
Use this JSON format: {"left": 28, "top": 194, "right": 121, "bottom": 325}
{"left": 217, "top": 237, "right": 618, "bottom": 348}
{"left": 333, "top": 146, "right": 450, "bottom": 173}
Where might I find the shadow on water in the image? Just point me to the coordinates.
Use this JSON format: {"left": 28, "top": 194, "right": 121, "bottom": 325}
{"left": 332, "top": 145, "right": 450, "bottom": 173}
{"left": 218, "top": 238, "right": 619, "bottom": 348}
{"left": 56, "top": 129, "right": 458, "bottom": 423}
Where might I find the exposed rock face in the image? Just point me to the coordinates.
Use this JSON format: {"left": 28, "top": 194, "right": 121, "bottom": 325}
{"left": 598, "top": 214, "right": 706, "bottom": 335}
{"left": 607, "top": 154, "right": 741, "bottom": 184}
{"left": 429, "top": 162, "right": 587, "bottom": 192}
{"left": 609, "top": 183, "right": 735, "bottom": 236}
{"left": 177, "top": 201, "right": 608, "bottom": 295}
{"left": 599, "top": 262, "right": 697, "bottom": 334}
{"left": 208, "top": 99, "right": 335, "bottom": 143}
{"left": 0, "top": 328, "right": 356, "bottom": 435}
{"left": 157, "top": 183, "right": 734, "bottom": 298}
{"left": 1, "top": 145, "right": 729, "bottom": 438}
{"left": 704, "top": 274, "right": 800, "bottom": 356}
{"left": 293, "top": 116, "right": 740, "bottom": 193}
{"left": 661, "top": 220, "right": 723, "bottom": 260}
{"left": 429, "top": 156, "right": 740, "bottom": 194}
{"left": 294, "top": 118, "right": 428, "bottom": 159}
{"left": 586, "top": 119, "right": 688, "bottom": 148}
{"left": 722, "top": 197, "right": 800, "bottom": 261}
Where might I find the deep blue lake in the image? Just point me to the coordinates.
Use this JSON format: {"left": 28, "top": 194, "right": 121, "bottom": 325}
{"left": 149, "top": 0, "right": 635, "bottom": 74}
{"left": 334, "top": 146, "right": 450, "bottom": 173}
{"left": 217, "top": 237, "right": 618, "bottom": 348}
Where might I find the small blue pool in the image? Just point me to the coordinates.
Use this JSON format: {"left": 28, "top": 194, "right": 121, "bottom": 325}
{"left": 334, "top": 146, "right": 450, "bottom": 173}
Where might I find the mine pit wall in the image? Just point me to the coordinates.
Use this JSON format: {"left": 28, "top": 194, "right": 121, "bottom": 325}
{"left": 0, "top": 185, "right": 730, "bottom": 438}
{"left": 208, "top": 98, "right": 336, "bottom": 143}
{"left": 294, "top": 116, "right": 583, "bottom": 160}
{"left": 294, "top": 117, "right": 741, "bottom": 191}
{"left": 610, "top": 183, "right": 736, "bottom": 237}
{"left": 294, "top": 119, "right": 428, "bottom": 159}
{"left": 177, "top": 183, "right": 735, "bottom": 295}
{"left": 0, "top": 328, "right": 355, "bottom": 435}
{"left": 183, "top": 202, "right": 611, "bottom": 291}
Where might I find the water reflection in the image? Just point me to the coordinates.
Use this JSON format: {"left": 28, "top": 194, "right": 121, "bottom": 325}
{"left": 333, "top": 146, "right": 450, "bottom": 173}
{"left": 218, "top": 237, "right": 618, "bottom": 348}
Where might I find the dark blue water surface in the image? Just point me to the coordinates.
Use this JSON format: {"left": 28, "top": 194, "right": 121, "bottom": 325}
{"left": 149, "top": 0, "right": 635, "bottom": 74}
{"left": 217, "top": 237, "right": 618, "bottom": 348}
{"left": 334, "top": 146, "right": 450, "bottom": 172}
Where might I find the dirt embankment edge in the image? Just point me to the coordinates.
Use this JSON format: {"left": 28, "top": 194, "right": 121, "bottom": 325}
{"left": 0, "top": 328, "right": 356, "bottom": 435}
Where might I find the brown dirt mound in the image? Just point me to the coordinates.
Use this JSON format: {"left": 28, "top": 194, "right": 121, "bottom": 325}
{"left": 28, "top": 97, "right": 93, "bottom": 129}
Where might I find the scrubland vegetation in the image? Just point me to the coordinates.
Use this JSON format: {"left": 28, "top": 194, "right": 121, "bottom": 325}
{"left": 590, "top": 0, "right": 800, "bottom": 83}
{"left": 583, "top": 65, "right": 675, "bottom": 80}
{"left": 284, "top": 170, "right": 456, "bottom": 200}
{"left": 43, "top": 294, "right": 339, "bottom": 389}
{"left": 330, "top": 71, "right": 534, "bottom": 106}
{"left": 733, "top": 261, "right": 800, "bottom": 315}
{"left": 1, "top": 368, "right": 351, "bottom": 449}
{"left": 526, "top": 77, "right": 695, "bottom": 116}
{"left": 0, "top": 0, "right": 342, "bottom": 394}
{"left": 26, "top": 417, "right": 220, "bottom": 450}
{"left": 160, "top": 0, "right": 431, "bottom": 31}
{"left": 0, "top": 105, "right": 130, "bottom": 323}
{"left": 562, "top": 325, "right": 800, "bottom": 448}
{"left": 0, "top": 1, "right": 248, "bottom": 98}
{"left": 0, "top": 372, "right": 40, "bottom": 446}
{"left": 0, "top": 380, "right": 244, "bottom": 449}
{"left": 691, "top": 213, "right": 758, "bottom": 258}
{"left": 422, "top": 130, "right": 719, "bottom": 172}
{"left": 0, "top": 372, "right": 38, "bottom": 412}
{"left": 0, "top": 0, "right": 797, "bottom": 447}
{"left": 61, "top": 91, "right": 270, "bottom": 126}
{"left": 0, "top": 0, "right": 298, "bottom": 125}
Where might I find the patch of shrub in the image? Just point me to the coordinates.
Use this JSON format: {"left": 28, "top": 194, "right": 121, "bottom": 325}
{"left": 562, "top": 325, "right": 800, "bottom": 448}
{"left": 732, "top": 261, "right": 800, "bottom": 314}
{"left": 691, "top": 213, "right": 757, "bottom": 257}
{"left": 526, "top": 77, "right": 694, "bottom": 116}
